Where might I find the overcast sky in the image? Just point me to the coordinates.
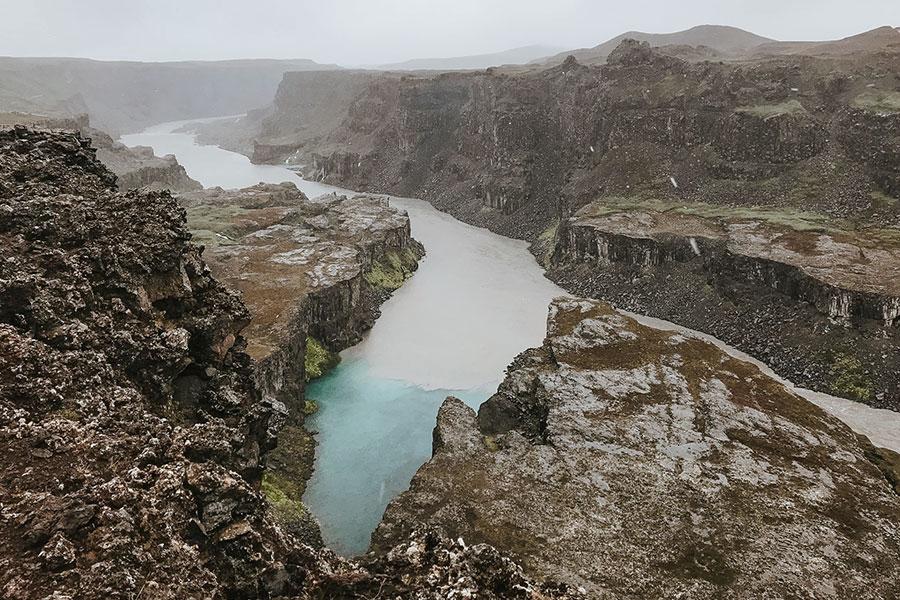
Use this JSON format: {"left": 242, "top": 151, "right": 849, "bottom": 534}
{"left": 1, "top": 0, "right": 896, "bottom": 65}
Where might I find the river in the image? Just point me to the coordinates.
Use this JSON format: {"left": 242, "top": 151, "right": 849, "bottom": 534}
{"left": 122, "top": 117, "right": 900, "bottom": 558}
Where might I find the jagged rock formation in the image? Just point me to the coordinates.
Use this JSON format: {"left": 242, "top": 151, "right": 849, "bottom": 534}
{"left": 549, "top": 206, "right": 900, "bottom": 409}
{"left": 178, "top": 182, "right": 424, "bottom": 544}
{"left": 0, "top": 114, "right": 201, "bottom": 191}
{"left": 375, "top": 297, "right": 900, "bottom": 598}
{"left": 0, "top": 127, "right": 581, "bottom": 599}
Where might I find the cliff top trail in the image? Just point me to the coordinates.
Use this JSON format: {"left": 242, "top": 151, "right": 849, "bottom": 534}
{"left": 376, "top": 297, "right": 900, "bottom": 598}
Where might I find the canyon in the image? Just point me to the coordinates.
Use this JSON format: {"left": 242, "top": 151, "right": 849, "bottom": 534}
{"left": 3, "top": 20, "right": 900, "bottom": 600}
{"left": 241, "top": 31, "right": 900, "bottom": 412}
{"left": 0, "top": 125, "right": 582, "bottom": 599}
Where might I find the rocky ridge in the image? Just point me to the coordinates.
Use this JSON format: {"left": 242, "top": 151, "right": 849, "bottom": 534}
{"left": 0, "top": 114, "right": 201, "bottom": 192}
{"left": 0, "top": 126, "right": 583, "bottom": 598}
{"left": 376, "top": 297, "right": 900, "bottom": 598}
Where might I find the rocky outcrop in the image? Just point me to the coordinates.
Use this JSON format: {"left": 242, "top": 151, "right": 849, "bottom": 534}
{"left": 0, "top": 126, "right": 582, "bottom": 599}
{"left": 178, "top": 182, "right": 424, "bottom": 544}
{"left": 548, "top": 206, "right": 900, "bottom": 410}
{"left": 375, "top": 297, "right": 900, "bottom": 598}
{"left": 0, "top": 113, "right": 201, "bottom": 192}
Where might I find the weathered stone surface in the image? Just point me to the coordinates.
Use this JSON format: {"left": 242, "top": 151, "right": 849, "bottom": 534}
{"left": 0, "top": 127, "right": 580, "bottom": 599}
{"left": 0, "top": 113, "right": 201, "bottom": 192}
{"left": 549, "top": 206, "right": 900, "bottom": 409}
{"left": 179, "top": 182, "right": 424, "bottom": 545}
{"left": 375, "top": 297, "right": 900, "bottom": 598}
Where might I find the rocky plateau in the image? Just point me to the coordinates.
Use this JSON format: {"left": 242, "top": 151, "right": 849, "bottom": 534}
{"left": 376, "top": 297, "right": 900, "bottom": 598}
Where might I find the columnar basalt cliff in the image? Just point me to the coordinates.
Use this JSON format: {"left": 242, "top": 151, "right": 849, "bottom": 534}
{"left": 251, "top": 37, "right": 900, "bottom": 412}
{"left": 0, "top": 127, "right": 583, "bottom": 599}
{"left": 255, "top": 39, "right": 900, "bottom": 241}
{"left": 549, "top": 207, "right": 900, "bottom": 410}
{"left": 376, "top": 297, "right": 900, "bottom": 598}
{"left": 178, "top": 182, "right": 424, "bottom": 543}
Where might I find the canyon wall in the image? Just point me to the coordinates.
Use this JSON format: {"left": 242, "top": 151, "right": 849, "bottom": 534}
{"left": 0, "top": 126, "right": 581, "bottom": 599}
{"left": 254, "top": 38, "right": 900, "bottom": 412}
{"left": 178, "top": 183, "right": 425, "bottom": 544}
{"left": 376, "top": 298, "right": 900, "bottom": 598}
{"left": 257, "top": 40, "right": 900, "bottom": 241}
{"left": 549, "top": 210, "right": 900, "bottom": 409}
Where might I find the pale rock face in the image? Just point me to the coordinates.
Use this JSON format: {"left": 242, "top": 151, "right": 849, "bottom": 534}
{"left": 374, "top": 297, "right": 900, "bottom": 598}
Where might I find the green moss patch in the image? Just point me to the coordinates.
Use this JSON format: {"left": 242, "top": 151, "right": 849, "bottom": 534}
{"left": 828, "top": 351, "right": 873, "bottom": 403}
{"left": 853, "top": 90, "right": 900, "bottom": 113}
{"left": 735, "top": 100, "right": 807, "bottom": 119}
{"left": 305, "top": 336, "right": 340, "bottom": 381}
{"left": 364, "top": 248, "right": 420, "bottom": 290}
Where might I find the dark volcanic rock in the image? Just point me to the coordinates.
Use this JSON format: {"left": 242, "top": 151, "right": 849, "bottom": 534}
{"left": 0, "top": 127, "right": 579, "bottom": 599}
{"left": 549, "top": 206, "right": 900, "bottom": 410}
{"left": 0, "top": 114, "right": 201, "bottom": 192}
{"left": 375, "top": 297, "right": 900, "bottom": 598}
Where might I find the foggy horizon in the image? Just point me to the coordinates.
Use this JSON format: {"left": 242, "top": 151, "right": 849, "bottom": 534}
{"left": 0, "top": 0, "right": 897, "bottom": 66}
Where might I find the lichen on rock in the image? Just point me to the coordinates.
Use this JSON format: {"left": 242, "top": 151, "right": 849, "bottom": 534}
{"left": 375, "top": 297, "right": 900, "bottom": 598}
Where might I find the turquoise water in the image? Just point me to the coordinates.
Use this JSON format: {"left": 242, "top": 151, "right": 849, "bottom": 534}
{"left": 304, "top": 357, "right": 494, "bottom": 556}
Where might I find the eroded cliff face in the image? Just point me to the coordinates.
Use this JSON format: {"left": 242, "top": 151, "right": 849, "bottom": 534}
{"left": 549, "top": 206, "right": 900, "bottom": 410}
{"left": 255, "top": 40, "right": 900, "bottom": 413}
{"left": 375, "top": 297, "right": 900, "bottom": 598}
{"left": 178, "top": 182, "right": 424, "bottom": 545}
{"left": 0, "top": 127, "right": 582, "bottom": 600}
{"left": 257, "top": 41, "right": 900, "bottom": 242}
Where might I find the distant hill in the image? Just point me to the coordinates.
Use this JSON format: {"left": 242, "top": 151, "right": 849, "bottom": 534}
{"left": 0, "top": 57, "right": 337, "bottom": 134}
{"left": 539, "top": 25, "right": 775, "bottom": 65}
{"left": 374, "top": 45, "right": 566, "bottom": 71}
{"left": 753, "top": 26, "right": 900, "bottom": 56}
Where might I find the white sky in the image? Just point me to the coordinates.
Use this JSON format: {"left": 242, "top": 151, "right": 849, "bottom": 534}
{"left": 0, "top": 0, "right": 896, "bottom": 65}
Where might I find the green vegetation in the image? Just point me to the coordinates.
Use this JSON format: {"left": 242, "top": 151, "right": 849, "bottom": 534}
{"left": 828, "top": 352, "right": 873, "bottom": 403}
{"left": 871, "top": 189, "right": 899, "bottom": 212}
{"left": 853, "top": 90, "right": 900, "bottom": 114}
{"left": 535, "top": 221, "right": 560, "bottom": 270}
{"left": 735, "top": 99, "right": 807, "bottom": 119}
{"left": 364, "top": 247, "right": 420, "bottom": 290}
{"left": 261, "top": 470, "right": 321, "bottom": 544}
{"left": 303, "top": 399, "right": 319, "bottom": 415}
{"left": 483, "top": 436, "right": 501, "bottom": 452}
{"left": 184, "top": 204, "right": 249, "bottom": 248}
{"left": 304, "top": 336, "right": 340, "bottom": 381}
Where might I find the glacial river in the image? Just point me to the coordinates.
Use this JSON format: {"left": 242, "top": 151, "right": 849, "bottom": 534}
{"left": 123, "top": 117, "right": 900, "bottom": 558}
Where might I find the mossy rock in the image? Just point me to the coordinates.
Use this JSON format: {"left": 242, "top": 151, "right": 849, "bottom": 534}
{"left": 262, "top": 473, "right": 323, "bottom": 547}
{"left": 365, "top": 247, "right": 420, "bottom": 290}
{"left": 305, "top": 336, "right": 340, "bottom": 381}
{"left": 828, "top": 351, "right": 873, "bottom": 402}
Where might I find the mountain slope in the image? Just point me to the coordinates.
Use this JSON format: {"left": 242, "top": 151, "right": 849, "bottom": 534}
{"left": 539, "top": 25, "right": 774, "bottom": 64}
